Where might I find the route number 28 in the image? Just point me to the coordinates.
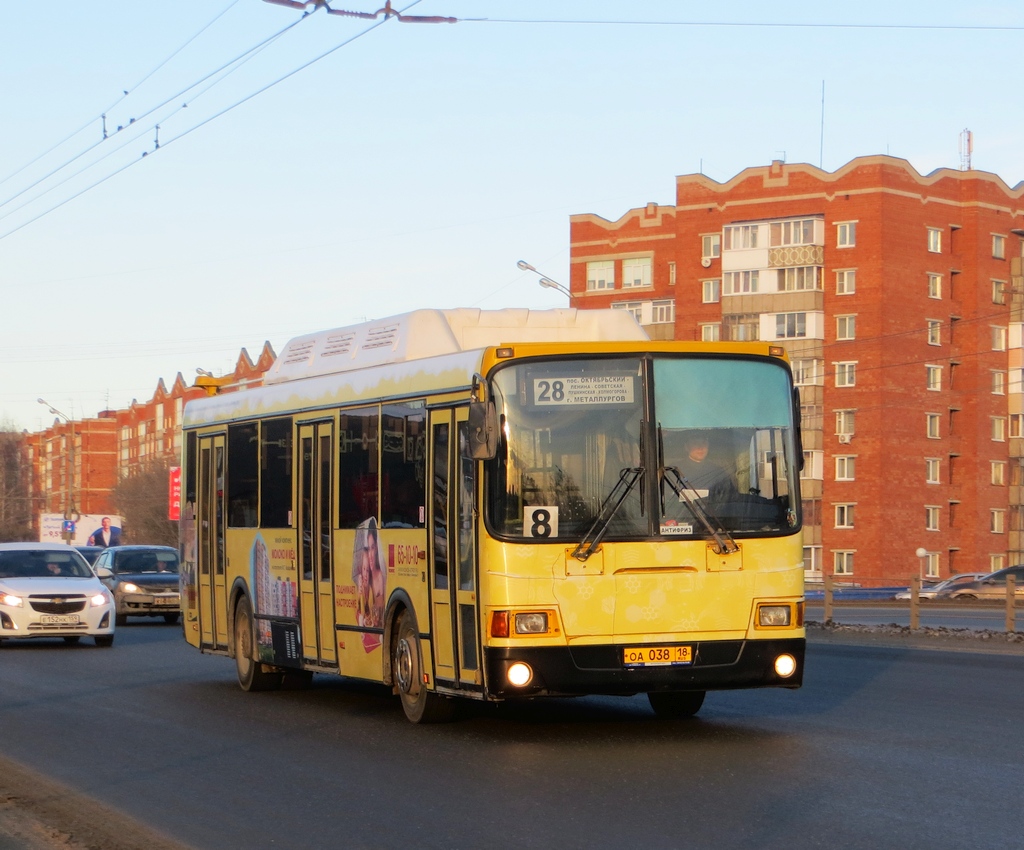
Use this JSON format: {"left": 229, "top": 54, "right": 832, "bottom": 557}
{"left": 525, "top": 506, "right": 559, "bottom": 538}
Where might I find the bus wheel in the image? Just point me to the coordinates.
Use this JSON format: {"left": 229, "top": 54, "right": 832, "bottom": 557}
{"left": 234, "top": 596, "right": 281, "bottom": 692}
{"left": 163, "top": 613, "right": 180, "bottom": 625}
{"left": 647, "top": 690, "right": 705, "bottom": 718}
{"left": 392, "top": 610, "right": 454, "bottom": 724}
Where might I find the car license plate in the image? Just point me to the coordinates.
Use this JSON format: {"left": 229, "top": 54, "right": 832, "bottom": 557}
{"left": 623, "top": 645, "right": 692, "bottom": 666}
{"left": 40, "top": 614, "right": 80, "bottom": 625}
{"left": 153, "top": 597, "right": 178, "bottom": 606}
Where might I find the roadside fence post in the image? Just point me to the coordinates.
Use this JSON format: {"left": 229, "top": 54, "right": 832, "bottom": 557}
{"left": 1007, "top": 575, "right": 1016, "bottom": 634}
{"left": 910, "top": 575, "right": 920, "bottom": 631}
{"left": 824, "top": 573, "right": 833, "bottom": 624}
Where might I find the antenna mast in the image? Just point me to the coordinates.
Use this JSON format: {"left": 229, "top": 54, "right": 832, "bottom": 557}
{"left": 959, "top": 128, "right": 973, "bottom": 171}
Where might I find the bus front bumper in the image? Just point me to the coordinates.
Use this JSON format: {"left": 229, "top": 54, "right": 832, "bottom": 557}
{"left": 483, "top": 637, "right": 805, "bottom": 699}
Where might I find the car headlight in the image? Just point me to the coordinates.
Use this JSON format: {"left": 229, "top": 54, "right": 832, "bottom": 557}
{"left": 1, "top": 593, "right": 23, "bottom": 607}
{"left": 90, "top": 590, "right": 112, "bottom": 607}
{"left": 121, "top": 582, "right": 140, "bottom": 593}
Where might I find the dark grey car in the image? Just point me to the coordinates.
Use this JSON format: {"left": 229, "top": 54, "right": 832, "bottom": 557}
{"left": 92, "top": 545, "right": 180, "bottom": 625}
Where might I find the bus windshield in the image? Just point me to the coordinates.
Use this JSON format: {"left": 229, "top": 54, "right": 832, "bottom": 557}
{"left": 486, "top": 354, "right": 800, "bottom": 542}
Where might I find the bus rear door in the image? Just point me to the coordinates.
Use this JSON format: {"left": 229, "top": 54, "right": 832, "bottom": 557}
{"left": 197, "top": 433, "right": 228, "bottom": 649}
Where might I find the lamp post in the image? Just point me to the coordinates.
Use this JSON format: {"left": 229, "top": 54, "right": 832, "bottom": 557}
{"left": 38, "top": 398, "right": 79, "bottom": 542}
{"left": 517, "top": 259, "right": 572, "bottom": 299}
{"left": 915, "top": 546, "right": 927, "bottom": 582}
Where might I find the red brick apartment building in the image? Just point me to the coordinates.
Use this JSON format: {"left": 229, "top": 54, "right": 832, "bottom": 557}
{"left": 570, "top": 155, "right": 1024, "bottom": 587}
{"left": 26, "top": 344, "right": 276, "bottom": 525}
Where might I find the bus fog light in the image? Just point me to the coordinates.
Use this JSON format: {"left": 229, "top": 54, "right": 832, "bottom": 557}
{"left": 758, "top": 604, "right": 791, "bottom": 627}
{"left": 507, "top": 662, "right": 533, "bottom": 687}
{"left": 774, "top": 653, "right": 797, "bottom": 678}
{"left": 514, "top": 612, "right": 548, "bottom": 634}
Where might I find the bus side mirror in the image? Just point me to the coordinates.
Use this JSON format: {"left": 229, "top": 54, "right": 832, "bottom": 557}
{"left": 468, "top": 374, "right": 497, "bottom": 459}
{"left": 792, "top": 386, "right": 804, "bottom": 471}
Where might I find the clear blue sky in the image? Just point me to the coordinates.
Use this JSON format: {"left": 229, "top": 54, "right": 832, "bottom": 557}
{"left": 2, "top": 0, "right": 1022, "bottom": 431}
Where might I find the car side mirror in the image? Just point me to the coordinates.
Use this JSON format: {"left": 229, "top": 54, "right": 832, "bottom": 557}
{"left": 95, "top": 566, "right": 113, "bottom": 579}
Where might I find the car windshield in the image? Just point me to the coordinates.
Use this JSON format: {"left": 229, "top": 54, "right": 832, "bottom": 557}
{"left": 0, "top": 551, "right": 94, "bottom": 579}
{"left": 113, "top": 551, "right": 179, "bottom": 574}
{"left": 485, "top": 354, "right": 801, "bottom": 542}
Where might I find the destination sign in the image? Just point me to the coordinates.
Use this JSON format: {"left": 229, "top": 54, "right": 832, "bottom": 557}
{"left": 532, "top": 376, "right": 635, "bottom": 406}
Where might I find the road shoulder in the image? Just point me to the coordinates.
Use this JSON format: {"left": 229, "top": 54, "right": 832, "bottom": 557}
{"left": 807, "top": 620, "right": 1024, "bottom": 655}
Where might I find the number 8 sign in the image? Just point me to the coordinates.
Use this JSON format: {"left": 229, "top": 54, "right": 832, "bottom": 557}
{"left": 525, "top": 506, "right": 559, "bottom": 538}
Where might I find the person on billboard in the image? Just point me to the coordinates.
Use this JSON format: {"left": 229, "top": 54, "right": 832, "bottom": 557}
{"left": 87, "top": 516, "right": 123, "bottom": 548}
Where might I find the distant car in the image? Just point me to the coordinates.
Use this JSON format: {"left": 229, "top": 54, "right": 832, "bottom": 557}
{"left": 92, "top": 545, "right": 181, "bottom": 626}
{"left": 74, "top": 546, "right": 104, "bottom": 566}
{"left": 0, "top": 542, "right": 115, "bottom": 646}
{"left": 948, "top": 565, "right": 1024, "bottom": 600}
{"left": 893, "top": 572, "right": 989, "bottom": 600}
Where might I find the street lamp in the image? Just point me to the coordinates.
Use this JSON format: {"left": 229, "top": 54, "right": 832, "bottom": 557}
{"left": 38, "top": 398, "right": 79, "bottom": 541}
{"left": 915, "top": 546, "right": 927, "bottom": 582}
{"left": 517, "top": 259, "right": 572, "bottom": 299}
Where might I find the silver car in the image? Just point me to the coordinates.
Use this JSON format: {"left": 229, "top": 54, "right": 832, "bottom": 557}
{"left": 0, "top": 543, "right": 115, "bottom": 646}
{"left": 948, "top": 565, "right": 1024, "bottom": 600}
{"left": 893, "top": 572, "right": 989, "bottom": 600}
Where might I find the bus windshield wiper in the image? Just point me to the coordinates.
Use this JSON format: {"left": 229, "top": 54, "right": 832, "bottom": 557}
{"left": 571, "top": 467, "right": 643, "bottom": 562}
{"left": 661, "top": 466, "right": 739, "bottom": 555}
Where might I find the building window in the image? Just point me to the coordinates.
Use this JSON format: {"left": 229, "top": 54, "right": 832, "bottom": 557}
{"left": 927, "top": 227, "right": 942, "bottom": 253}
{"left": 834, "top": 551, "right": 854, "bottom": 575}
{"left": 836, "top": 269, "right": 856, "bottom": 295}
{"left": 835, "top": 456, "right": 855, "bottom": 481}
{"left": 723, "top": 224, "right": 758, "bottom": 250}
{"left": 992, "top": 370, "right": 1006, "bottom": 395}
{"left": 926, "top": 365, "right": 942, "bottom": 391}
{"left": 770, "top": 218, "right": 818, "bottom": 246}
{"left": 836, "top": 315, "right": 856, "bottom": 340}
{"left": 1010, "top": 414, "right": 1024, "bottom": 438}
{"left": 801, "top": 450, "right": 823, "bottom": 480}
{"left": 803, "top": 546, "right": 822, "bottom": 576}
{"left": 700, "top": 323, "right": 721, "bottom": 342}
{"left": 611, "top": 301, "right": 643, "bottom": 323}
{"left": 586, "top": 260, "right": 615, "bottom": 291}
{"left": 622, "top": 257, "right": 652, "bottom": 289}
{"left": 792, "top": 358, "right": 823, "bottom": 386}
{"left": 776, "top": 312, "right": 807, "bottom": 339}
{"left": 925, "top": 506, "right": 940, "bottom": 531}
{"left": 668, "top": 262, "right": 676, "bottom": 286}
{"left": 835, "top": 504, "right": 855, "bottom": 528}
{"left": 926, "top": 458, "right": 940, "bottom": 484}
{"left": 722, "top": 314, "right": 759, "bottom": 341}
{"left": 928, "top": 273, "right": 942, "bottom": 299}
{"left": 992, "top": 279, "right": 1006, "bottom": 305}
{"left": 925, "top": 552, "right": 940, "bottom": 579}
{"left": 702, "top": 234, "right": 721, "bottom": 259}
{"left": 836, "top": 221, "right": 856, "bottom": 248}
{"left": 927, "top": 319, "right": 942, "bottom": 346}
{"left": 992, "top": 461, "right": 1006, "bottom": 486}
{"left": 723, "top": 270, "right": 759, "bottom": 295}
{"left": 835, "top": 409, "right": 855, "bottom": 437}
{"left": 651, "top": 300, "right": 674, "bottom": 324}
{"left": 781, "top": 266, "right": 822, "bottom": 291}
{"left": 835, "top": 361, "right": 857, "bottom": 387}
{"left": 992, "top": 326, "right": 1007, "bottom": 351}
{"left": 802, "top": 403, "right": 823, "bottom": 431}
{"left": 926, "top": 413, "right": 941, "bottom": 439}
{"left": 991, "top": 554, "right": 1006, "bottom": 573}
{"left": 702, "top": 278, "right": 721, "bottom": 303}
{"left": 992, "top": 416, "right": 1006, "bottom": 442}
{"left": 991, "top": 509, "right": 1006, "bottom": 534}
{"left": 993, "top": 234, "right": 1006, "bottom": 259}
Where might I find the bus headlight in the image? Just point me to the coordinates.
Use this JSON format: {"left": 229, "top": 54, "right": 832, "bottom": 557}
{"left": 514, "top": 612, "right": 548, "bottom": 634}
{"left": 507, "top": 662, "right": 533, "bottom": 687}
{"left": 774, "top": 654, "right": 797, "bottom": 678}
{"left": 757, "top": 604, "right": 791, "bottom": 627}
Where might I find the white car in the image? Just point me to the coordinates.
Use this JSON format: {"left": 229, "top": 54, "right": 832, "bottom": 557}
{"left": 0, "top": 542, "right": 115, "bottom": 647}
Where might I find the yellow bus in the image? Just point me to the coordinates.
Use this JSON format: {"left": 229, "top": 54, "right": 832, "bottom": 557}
{"left": 179, "top": 308, "right": 805, "bottom": 722}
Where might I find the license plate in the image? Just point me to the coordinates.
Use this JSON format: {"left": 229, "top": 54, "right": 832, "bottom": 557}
{"left": 153, "top": 597, "right": 178, "bottom": 606}
{"left": 623, "top": 645, "right": 692, "bottom": 666}
{"left": 40, "top": 614, "right": 80, "bottom": 625}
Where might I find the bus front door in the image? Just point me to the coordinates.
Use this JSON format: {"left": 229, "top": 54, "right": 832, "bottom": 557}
{"left": 197, "top": 434, "right": 228, "bottom": 649}
{"left": 297, "top": 422, "right": 337, "bottom": 667}
{"left": 428, "top": 408, "right": 481, "bottom": 693}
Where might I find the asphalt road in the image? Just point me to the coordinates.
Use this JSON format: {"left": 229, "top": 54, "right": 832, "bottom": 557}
{"left": 1, "top": 622, "right": 1022, "bottom": 850}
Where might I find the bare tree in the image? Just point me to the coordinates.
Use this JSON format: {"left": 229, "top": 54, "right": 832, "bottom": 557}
{"left": 0, "top": 424, "right": 34, "bottom": 542}
{"left": 112, "top": 461, "right": 178, "bottom": 547}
